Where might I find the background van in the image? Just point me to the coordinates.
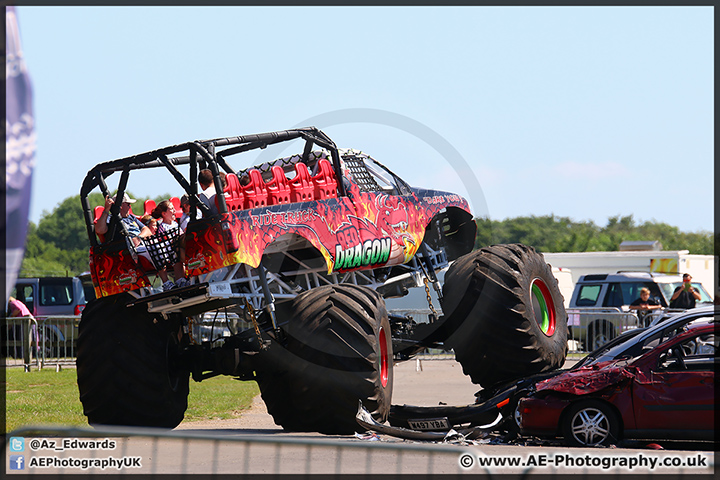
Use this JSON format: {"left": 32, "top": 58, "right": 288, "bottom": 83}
{"left": 10, "top": 277, "right": 89, "bottom": 317}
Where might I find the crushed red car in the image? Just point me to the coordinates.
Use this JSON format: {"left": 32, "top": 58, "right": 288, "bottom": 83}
{"left": 518, "top": 311, "right": 716, "bottom": 446}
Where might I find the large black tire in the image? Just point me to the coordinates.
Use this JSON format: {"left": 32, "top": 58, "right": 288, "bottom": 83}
{"left": 442, "top": 244, "right": 567, "bottom": 388}
{"left": 77, "top": 293, "right": 190, "bottom": 428}
{"left": 255, "top": 284, "right": 393, "bottom": 434}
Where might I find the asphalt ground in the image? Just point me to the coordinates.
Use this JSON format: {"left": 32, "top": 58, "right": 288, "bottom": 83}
{"left": 166, "top": 358, "right": 714, "bottom": 476}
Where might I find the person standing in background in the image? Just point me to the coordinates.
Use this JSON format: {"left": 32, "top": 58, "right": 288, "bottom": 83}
{"left": 669, "top": 273, "right": 701, "bottom": 309}
{"left": 7, "top": 296, "right": 38, "bottom": 357}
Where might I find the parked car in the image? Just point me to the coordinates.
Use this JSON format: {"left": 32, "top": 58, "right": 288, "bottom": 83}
{"left": 11, "top": 277, "right": 89, "bottom": 317}
{"left": 566, "top": 271, "right": 713, "bottom": 351}
{"left": 570, "top": 272, "right": 713, "bottom": 309}
{"left": 5, "top": 277, "right": 86, "bottom": 360}
{"left": 517, "top": 306, "right": 717, "bottom": 446}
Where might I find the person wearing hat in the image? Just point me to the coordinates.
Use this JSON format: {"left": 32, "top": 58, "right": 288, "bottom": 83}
{"left": 95, "top": 193, "right": 145, "bottom": 246}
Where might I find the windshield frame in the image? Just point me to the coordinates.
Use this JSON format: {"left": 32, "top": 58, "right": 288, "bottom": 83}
{"left": 579, "top": 310, "right": 717, "bottom": 366}
{"left": 658, "top": 282, "right": 714, "bottom": 303}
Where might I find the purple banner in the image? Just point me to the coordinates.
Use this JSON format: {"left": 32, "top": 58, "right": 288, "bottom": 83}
{"left": 4, "top": 6, "right": 35, "bottom": 299}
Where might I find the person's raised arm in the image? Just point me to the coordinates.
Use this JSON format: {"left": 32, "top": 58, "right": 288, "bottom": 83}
{"left": 94, "top": 196, "right": 114, "bottom": 235}
{"left": 670, "top": 287, "right": 682, "bottom": 301}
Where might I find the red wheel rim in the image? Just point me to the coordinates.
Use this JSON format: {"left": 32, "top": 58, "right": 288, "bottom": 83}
{"left": 379, "top": 326, "right": 389, "bottom": 388}
{"left": 531, "top": 278, "right": 556, "bottom": 337}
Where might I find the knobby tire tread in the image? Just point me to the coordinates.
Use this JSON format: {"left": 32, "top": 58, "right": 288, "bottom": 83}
{"left": 77, "top": 294, "right": 189, "bottom": 428}
{"left": 255, "top": 284, "right": 393, "bottom": 434}
{"left": 442, "top": 244, "right": 568, "bottom": 387}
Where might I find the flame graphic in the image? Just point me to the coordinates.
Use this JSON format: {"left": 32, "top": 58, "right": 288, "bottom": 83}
{"left": 91, "top": 188, "right": 471, "bottom": 298}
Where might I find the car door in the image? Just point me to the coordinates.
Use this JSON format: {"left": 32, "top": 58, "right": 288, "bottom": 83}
{"left": 13, "top": 281, "right": 37, "bottom": 315}
{"left": 631, "top": 329, "right": 714, "bottom": 432}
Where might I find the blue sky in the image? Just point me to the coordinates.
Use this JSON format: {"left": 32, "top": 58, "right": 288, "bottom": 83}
{"left": 15, "top": 6, "right": 713, "bottom": 233}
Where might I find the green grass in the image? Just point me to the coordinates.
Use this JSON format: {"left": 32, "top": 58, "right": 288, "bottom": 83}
{"left": 3, "top": 368, "right": 260, "bottom": 432}
{"left": 185, "top": 375, "right": 260, "bottom": 422}
{"left": 4, "top": 368, "right": 86, "bottom": 431}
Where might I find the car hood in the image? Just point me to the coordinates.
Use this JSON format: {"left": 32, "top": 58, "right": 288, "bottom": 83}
{"left": 535, "top": 360, "right": 648, "bottom": 395}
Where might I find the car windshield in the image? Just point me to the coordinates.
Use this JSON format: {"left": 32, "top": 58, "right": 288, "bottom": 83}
{"left": 619, "top": 314, "right": 715, "bottom": 360}
{"left": 341, "top": 151, "right": 411, "bottom": 196}
{"left": 579, "top": 311, "right": 717, "bottom": 366}
{"left": 39, "top": 279, "right": 75, "bottom": 306}
{"left": 658, "top": 282, "right": 713, "bottom": 303}
{"left": 573, "top": 328, "right": 646, "bottom": 369}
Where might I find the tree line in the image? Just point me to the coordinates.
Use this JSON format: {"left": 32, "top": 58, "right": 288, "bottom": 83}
{"left": 19, "top": 194, "right": 715, "bottom": 278}
{"left": 474, "top": 214, "right": 714, "bottom": 255}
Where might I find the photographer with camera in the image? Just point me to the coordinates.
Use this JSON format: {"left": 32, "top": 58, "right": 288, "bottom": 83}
{"left": 669, "top": 273, "right": 701, "bottom": 309}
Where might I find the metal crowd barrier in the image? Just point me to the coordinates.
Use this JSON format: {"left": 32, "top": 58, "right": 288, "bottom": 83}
{"left": 3, "top": 311, "right": 452, "bottom": 371}
{"left": 1, "top": 316, "right": 80, "bottom": 370}
{"left": 566, "top": 308, "right": 641, "bottom": 353}
{"left": 566, "top": 308, "right": 689, "bottom": 353}
{"left": 5, "top": 424, "right": 473, "bottom": 475}
{"left": 4, "top": 424, "right": 714, "bottom": 476}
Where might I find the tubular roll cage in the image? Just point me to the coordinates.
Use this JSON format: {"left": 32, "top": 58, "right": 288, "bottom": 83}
{"left": 79, "top": 127, "right": 345, "bottom": 247}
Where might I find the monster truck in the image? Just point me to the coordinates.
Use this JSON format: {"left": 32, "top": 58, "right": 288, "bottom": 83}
{"left": 77, "top": 127, "right": 567, "bottom": 433}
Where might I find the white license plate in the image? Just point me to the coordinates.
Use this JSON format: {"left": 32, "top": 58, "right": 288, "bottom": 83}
{"left": 208, "top": 282, "right": 232, "bottom": 296}
{"left": 407, "top": 418, "right": 450, "bottom": 431}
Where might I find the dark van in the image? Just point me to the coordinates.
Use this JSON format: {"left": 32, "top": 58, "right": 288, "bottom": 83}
{"left": 11, "top": 277, "right": 89, "bottom": 317}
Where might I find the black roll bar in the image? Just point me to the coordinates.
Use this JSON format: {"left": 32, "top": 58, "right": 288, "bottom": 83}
{"left": 80, "top": 127, "right": 345, "bottom": 246}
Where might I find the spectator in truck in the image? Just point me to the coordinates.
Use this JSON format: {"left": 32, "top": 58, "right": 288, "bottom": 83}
{"left": 136, "top": 213, "right": 177, "bottom": 287}
{"left": 140, "top": 214, "right": 157, "bottom": 232}
{"left": 152, "top": 200, "right": 180, "bottom": 234}
{"left": 95, "top": 195, "right": 173, "bottom": 288}
{"left": 179, "top": 194, "right": 201, "bottom": 231}
{"left": 95, "top": 193, "right": 145, "bottom": 246}
{"left": 198, "top": 169, "right": 226, "bottom": 216}
{"left": 151, "top": 200, "right": 189, "bottom": 291}
{"left": 669, "top": 273, "right": 702, "bottom": 309}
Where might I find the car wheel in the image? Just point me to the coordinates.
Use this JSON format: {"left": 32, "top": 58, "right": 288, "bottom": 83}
{"left": 562, "top": 400, "right": 621, "bottom": 447}
{"left": 512, "top": 402, "right": 523, "bottom": 431}
{"left": 587, "top": 321, "right": 615, "bottom": 351}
